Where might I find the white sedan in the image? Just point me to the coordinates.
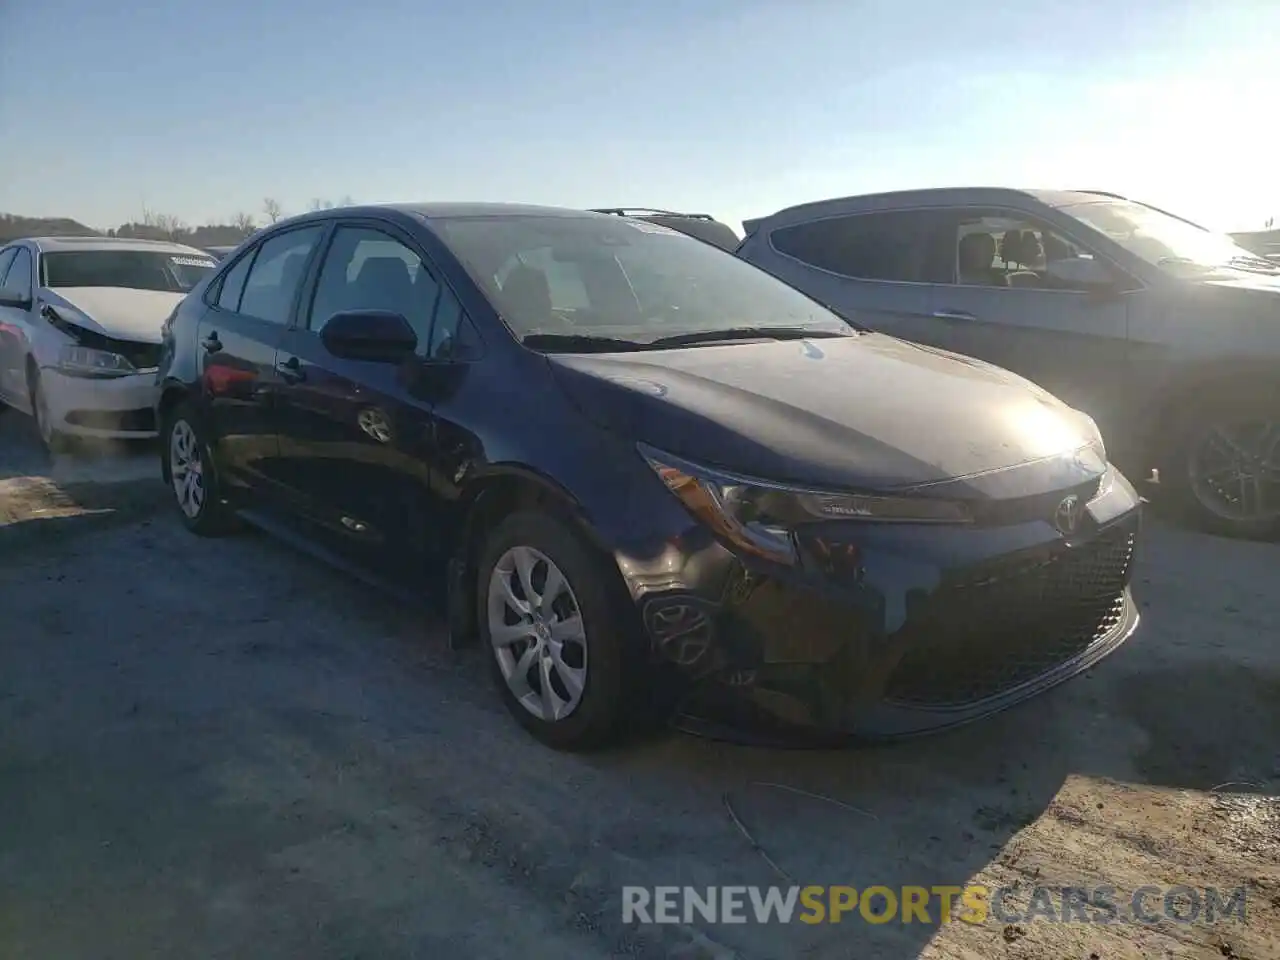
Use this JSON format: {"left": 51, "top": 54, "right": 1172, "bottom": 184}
{"left": 0, "top": 236, "right": 217, "bottom": 452}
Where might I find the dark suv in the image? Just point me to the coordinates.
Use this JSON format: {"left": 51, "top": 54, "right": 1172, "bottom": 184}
{"left": 156, "top": 203, "right": 1142, "bottom": 749}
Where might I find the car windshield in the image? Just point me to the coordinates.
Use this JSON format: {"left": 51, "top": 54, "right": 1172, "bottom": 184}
{"left": 42, "top": 250, "right": 218, "bottom": 292}
{"left": 1062, "top": 199, "right": 1267, "bottom": 273}
{"left": 433, "top": 215, "right": 853, "bottom": 349}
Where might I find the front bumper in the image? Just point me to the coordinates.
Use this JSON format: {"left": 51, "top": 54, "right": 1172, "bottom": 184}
{"left": 618, "top": 467, "right": 1144, "bottom": 741}
{"left": 41, "top": 368, "right": 159, "bottom": 439}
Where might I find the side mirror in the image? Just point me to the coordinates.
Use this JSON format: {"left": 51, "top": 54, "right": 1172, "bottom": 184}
{"left": 1043, "top": 256, "right": 1121, "bottom": 293}
{"left": 0, "top": 286, "right": 32, "bottom": 310}
{"left": 320, "top": 310, "right": 418, "bottom": 363}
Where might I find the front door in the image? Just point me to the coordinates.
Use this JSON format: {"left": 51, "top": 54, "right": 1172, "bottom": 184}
{"left": 198, "top": 224, "right": 327, "bottom": 490}
{"left": 923, "top": 208, "right": 1136, "bottom": 445}
{"left": 269, "top": 221, "right": 444, "bottom": 568}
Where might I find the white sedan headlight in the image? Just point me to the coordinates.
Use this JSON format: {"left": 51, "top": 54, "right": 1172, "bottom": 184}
{"left": 58, "top": 344, "right": 136, "bottom": 378}
{"left": 639, "top": 444, "right": 971, "bottom": 565}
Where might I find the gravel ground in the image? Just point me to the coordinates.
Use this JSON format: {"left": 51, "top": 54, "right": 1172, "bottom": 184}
{"left": 0, "top": 409, "right": 1277, "bottom": 960}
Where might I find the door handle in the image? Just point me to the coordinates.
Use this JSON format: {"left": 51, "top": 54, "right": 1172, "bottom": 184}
{"left": 275, "top": 355, "right": 305, "bottom": 383}
{"left": 201, "top": 332, "right": 222, "bottom": 353}
{"left": 932, "top": 309, "right": 978, "bottom": 322}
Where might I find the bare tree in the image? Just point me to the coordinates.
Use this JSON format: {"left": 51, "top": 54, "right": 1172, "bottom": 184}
{"left": 308, "top": 198, "right": 334, "bottom": 212}
{"left": 263, "top": 197, "right": 283, "bottom": 224}
{"left": 151, "top": 214, "right": 187, "bottom": 240}
{"left": 231, "top": 212, "right": 256, "bottom": 237}
{"left": 1267, "top": 216, "right": 1275, "bottom": 230}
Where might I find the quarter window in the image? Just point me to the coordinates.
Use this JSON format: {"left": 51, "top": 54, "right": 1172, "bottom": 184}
{"left": 769, "top": 210, "right": 954, "bottom": 283}
{"left": 238, "top": 226, "right": 324, "bottom": 324}
{"left": 429, "top": 285, "right": 482, "bottom": 361}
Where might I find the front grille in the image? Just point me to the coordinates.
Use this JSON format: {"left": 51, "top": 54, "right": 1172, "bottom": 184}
{"left": 115, "top": 341, "right": 161, "bottom": 370}
{"left": 883, "top": 518, "right": 1137, "bottom": 707}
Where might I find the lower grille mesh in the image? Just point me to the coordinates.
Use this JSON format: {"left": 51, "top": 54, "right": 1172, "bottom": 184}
{"left": 884, "top": 520, "right": 1138, "bottom": 707}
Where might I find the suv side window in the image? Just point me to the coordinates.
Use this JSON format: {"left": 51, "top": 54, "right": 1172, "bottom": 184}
{"left": 0, "top": 248, "right": 18, "bottom": 286}
{"left": 307, "top": 226, "right": 440, "bottom": 350}
{"left": 769, "top": 210, "right": 954, "bottom": 283}
{"left": 216, "top": 250, "right": 256, "bottom": 312}
{"left": 949, "top": 210, "right": 1121, "bottom": 291}
{"left": 4, "top": 248, "right": 33, "bottom": 298}
{"left": 238, "top": 226, "right": 324, "bottom": 324}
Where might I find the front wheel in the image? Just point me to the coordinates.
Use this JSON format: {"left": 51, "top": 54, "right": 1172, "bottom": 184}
{"left": 477, "top": 511, "right": 631, "bottom": 750}
{"left": 27, "top": 369, "right": 72, "bottom": 455}
{"left": 1159, "top": 393, "right": 1280, "bottom": 540}
{"left": 163, "top": 402, "right": 237, "bottom": 536}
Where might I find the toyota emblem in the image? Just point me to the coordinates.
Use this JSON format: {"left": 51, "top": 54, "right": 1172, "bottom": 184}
{"left": 1053, "top": 494, "right": 1084, "bottom": 536}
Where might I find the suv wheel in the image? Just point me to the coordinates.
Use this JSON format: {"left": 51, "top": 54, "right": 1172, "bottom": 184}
{"left": 477, "top": 511, "right": 628, "bottom": 750}
{"left": 163, "top": 402, "right": 237, "bottom": 536}
{"left": 1160, "top": 393, "right": 1280, "bottom": 539}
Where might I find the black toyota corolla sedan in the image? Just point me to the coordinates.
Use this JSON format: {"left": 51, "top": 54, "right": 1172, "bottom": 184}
{"left": 155, "top": 202, "right": 1143, "bottom": 749}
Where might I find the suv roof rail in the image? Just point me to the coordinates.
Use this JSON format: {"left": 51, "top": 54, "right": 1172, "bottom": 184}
{"left": 590, "top": 207, "right": 717, "bottom": 222}
{"left": 1072, "top": 189, "right": 1129, "bottom": 200}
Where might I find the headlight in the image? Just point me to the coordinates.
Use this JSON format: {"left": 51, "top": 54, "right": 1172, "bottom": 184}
{"left": 58, "top": 345, "right": 135, "bottom": 377}
{"left": 639, "top": 444, "right": 971, "bottom": 565}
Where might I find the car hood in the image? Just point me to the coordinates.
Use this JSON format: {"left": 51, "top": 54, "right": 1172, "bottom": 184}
{"left": 547, "top": 333, "right": 1104, "bottom": 494}
{"left": 39, "top": 287, "right": 185, "bottom": 343}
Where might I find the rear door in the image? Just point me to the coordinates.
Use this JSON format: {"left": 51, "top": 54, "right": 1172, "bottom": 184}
{"left": 758, "top": 209, "right": 950, "bottom": 339}
{"left": 268, "top": 220, "right": 444, "bottom": 565}
{"left": 197, "top": 224, "right": 327, "bottom": 488}
{"left": 925, "top": 207, "right": 1137, "bottom": 438}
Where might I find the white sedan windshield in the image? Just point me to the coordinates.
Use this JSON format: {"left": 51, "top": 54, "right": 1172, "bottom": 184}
{"left": 42, "top": 250, "right": 217, "bottom": 292}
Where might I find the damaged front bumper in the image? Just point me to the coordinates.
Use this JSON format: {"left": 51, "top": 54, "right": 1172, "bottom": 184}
{"left": 616, "top": 467, "right": 1144, "bottom": 743}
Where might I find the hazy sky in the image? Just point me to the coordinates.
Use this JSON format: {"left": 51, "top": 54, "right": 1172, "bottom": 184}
{"left": 1, "top": 0, "right": 1276, "bottom": 233}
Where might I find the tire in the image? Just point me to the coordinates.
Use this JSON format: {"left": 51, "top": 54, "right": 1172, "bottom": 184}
{"left": 162, "top": 401, "right": 238, "bottom": 536}
{"left": 27, "top": 368, "right": 72, "bottom": 455}
{"left": 1157, "top": 390, "right": 1280, "bottom": 540}
{"left": 476, "top": 510, "right": 632, "bottom": 750}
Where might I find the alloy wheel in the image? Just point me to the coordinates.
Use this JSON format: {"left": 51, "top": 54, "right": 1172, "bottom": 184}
{"left": 1187, "top": 418, "right": 1280, "bottom": 523}
{"left": 169, "top": 419, "right": 206, "bottom": 519}
{"left": 487, "top": 545, "right": 588, "bottom": 723}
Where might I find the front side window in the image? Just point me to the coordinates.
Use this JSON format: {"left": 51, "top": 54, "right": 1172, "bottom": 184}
{"left": 5, "top": 248, "right": 32, "bottom": 298}
{"left": 949, "top": 211, "right": 1106, "bottom": 291}
{"left": 238, "top": 226, "right": 324, "bottom": 325}
{"left": 1061, "top": 199, "right": 1276, "bottom": 275}
{"left": 435, "top": 215, "right": 851, "bottom": 349}
{"left": 307, "top": 226, "right": 439, "bottom": 352}
{"left": 769, "top": 210, "right": 954, "bottom": 283}
{"left": 41, "top": 250, "right": 216, "bottom": 292}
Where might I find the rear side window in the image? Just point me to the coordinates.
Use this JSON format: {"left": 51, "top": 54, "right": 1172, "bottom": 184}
{"left": 217, "top": 252, "right": 255, "bottom": 311}
{"left": 770, "top": 210, "right": 953, "bottom": 283}
{"left": 238, "top": 226, "right": 325, "bottom": 325}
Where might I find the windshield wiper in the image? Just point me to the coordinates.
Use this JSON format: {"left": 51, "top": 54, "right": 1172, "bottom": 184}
{"left": 521, "top": 333, "right": 648, "bottom": 353}
{"left": 646, "top": 326, "right": 853, "bottom": 347}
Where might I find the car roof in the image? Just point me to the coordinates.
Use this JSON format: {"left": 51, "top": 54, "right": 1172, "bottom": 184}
{"left": 744, "top": 187, "right": 1130, "bottom": 233}
{"left": 24, "top": 236, "right": 212, "bottom": 256}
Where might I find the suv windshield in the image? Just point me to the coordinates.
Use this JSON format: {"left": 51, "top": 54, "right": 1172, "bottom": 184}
{"left": 1062, "top": 199, "right": 1267, "bottom": 273}
{"left": 42, "top": 250, "right": 217, "bottom": 292}
{"left": 434, "top": 215, "right": 851, "bottom": 349}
